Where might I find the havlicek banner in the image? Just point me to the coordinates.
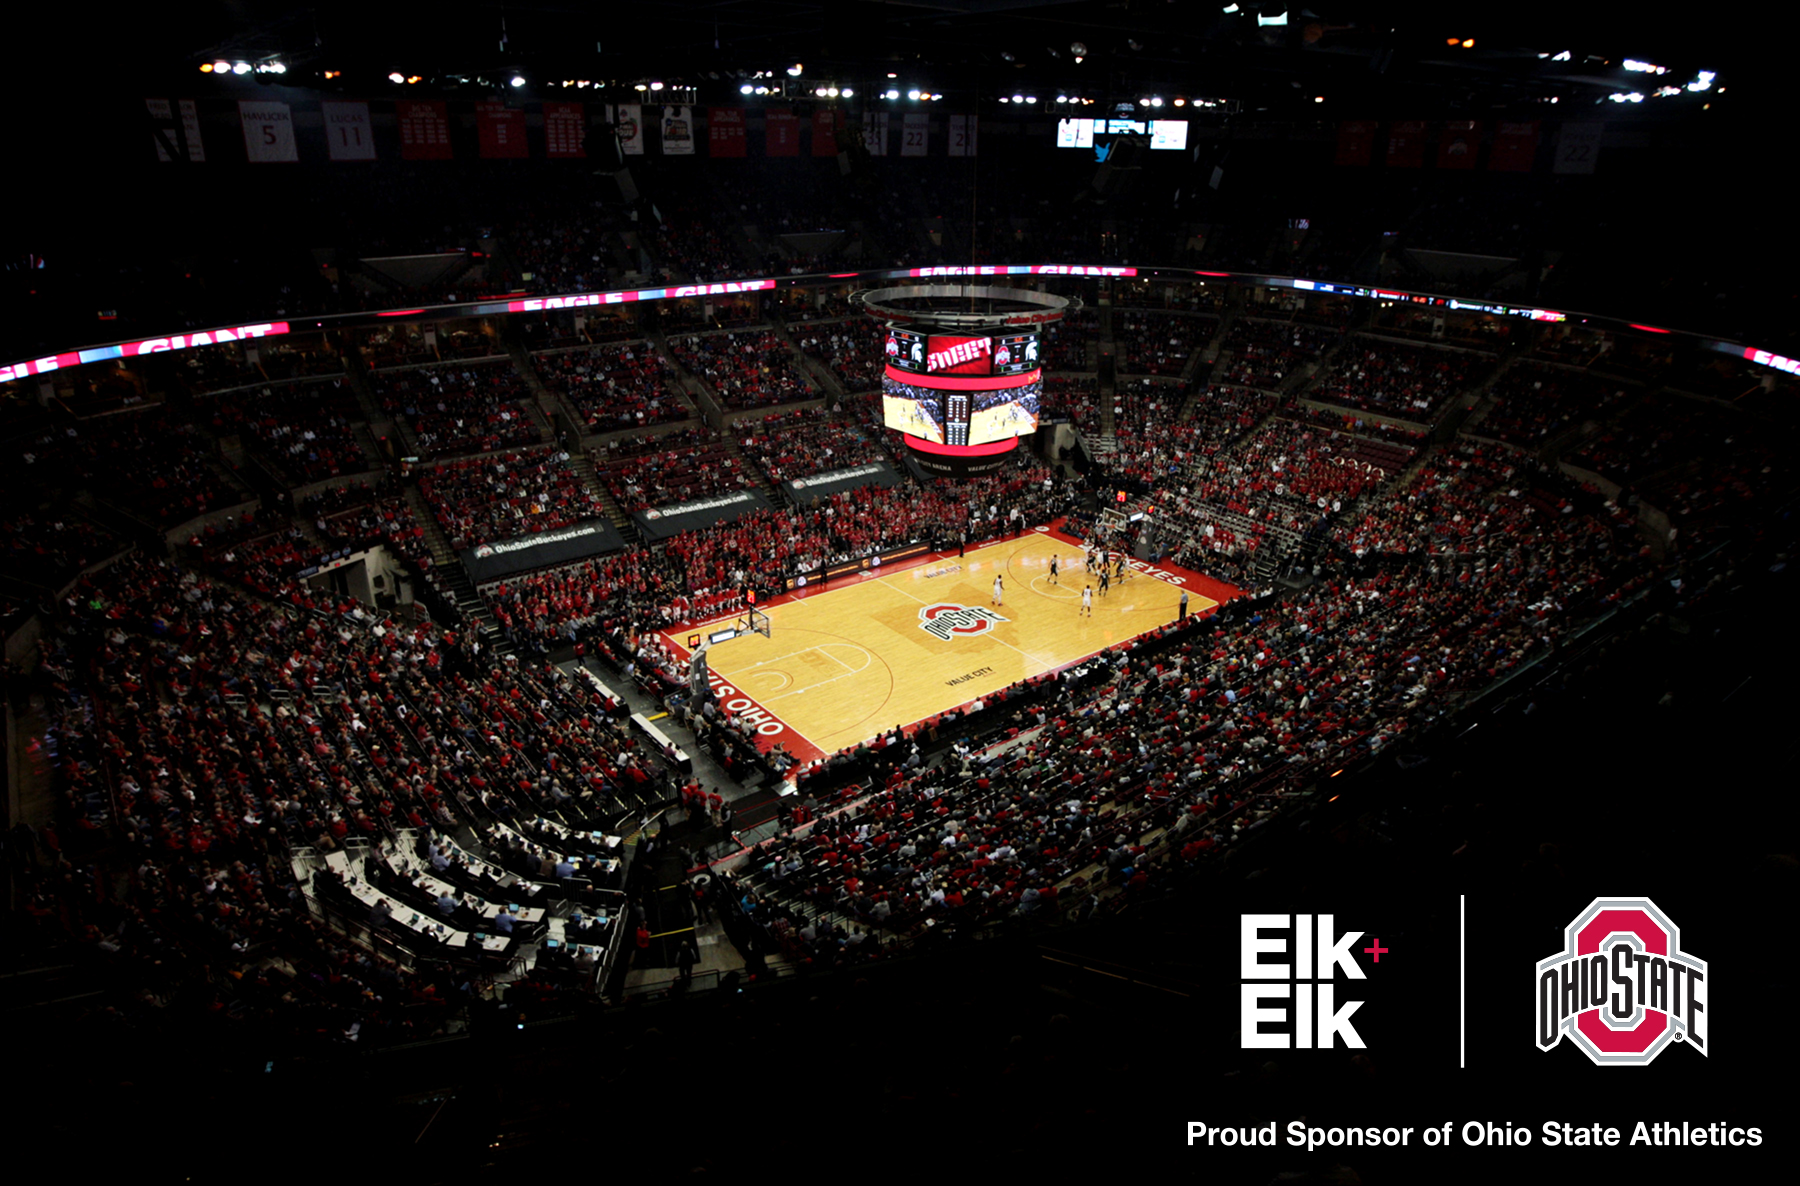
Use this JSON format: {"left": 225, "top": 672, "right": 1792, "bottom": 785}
{"left": 322, "top": 101, "right": 375, "bottom": 161}
{"left": 238, "top": 100, "right": 298, "bottom": 163}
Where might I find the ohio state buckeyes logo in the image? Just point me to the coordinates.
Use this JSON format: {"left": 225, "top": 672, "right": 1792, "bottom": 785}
{"left": 1536, "top": 896, "right": 1706, "bottom": 1065}
{"left": 918, "top": 602, "right": 1007, "bottom": 641}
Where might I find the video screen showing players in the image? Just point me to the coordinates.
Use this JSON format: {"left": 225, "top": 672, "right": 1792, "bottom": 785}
{"left": 967, "top": 377, "right": 1042, "bottom": 445}
{"left": 882, "top": 380, "right": 946, "bottom": 444}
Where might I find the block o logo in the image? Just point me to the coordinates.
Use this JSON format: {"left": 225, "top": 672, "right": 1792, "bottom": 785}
{"left": 1535, "top": 896, "right": 1706, "bottom": 1065}
{"left": 918, "top": 603, "right": 1007, "bottom": 642}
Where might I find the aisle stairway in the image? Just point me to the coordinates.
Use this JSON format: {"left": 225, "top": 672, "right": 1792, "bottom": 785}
{"left": 402, "top": 484, "right": 511, "bottom": 655}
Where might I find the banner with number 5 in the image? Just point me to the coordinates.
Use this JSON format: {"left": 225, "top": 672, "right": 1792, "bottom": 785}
{"left": 322, "top": 101, "right": 376, "bottom": 161}
{"left": 239, "top": 100, "right": 298, "bottom": 163}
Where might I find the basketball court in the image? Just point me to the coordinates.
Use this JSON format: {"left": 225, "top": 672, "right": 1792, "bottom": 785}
{"left": 660, "top": 522, "right": 1242, "bottom": 764}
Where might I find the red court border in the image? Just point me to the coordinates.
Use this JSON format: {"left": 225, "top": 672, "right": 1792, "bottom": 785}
{"left": 657, "top": 518, "right": 1244, "bottom": 765}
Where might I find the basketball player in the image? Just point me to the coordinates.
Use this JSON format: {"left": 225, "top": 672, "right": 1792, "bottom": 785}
{"left": 993, "top": 574, "right": 1004, "bottom": 606}
{"left": 1081, "top": 585, "right": 1093, "bottom": 616}
{"left": 1049, "top": 554, "right": 1059, "bottom": 584}
{"left": 1099, "top": 568, "right": 1110, "bottom": 597}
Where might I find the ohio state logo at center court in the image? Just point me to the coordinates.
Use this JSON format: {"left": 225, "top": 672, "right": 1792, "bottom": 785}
{"left": 918, "top": 603, "right": 1007, "bottom": 642}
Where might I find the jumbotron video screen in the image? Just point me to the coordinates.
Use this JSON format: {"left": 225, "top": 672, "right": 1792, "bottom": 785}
{"left": 881, "top": 328, "right": 1042, "bottom": 447}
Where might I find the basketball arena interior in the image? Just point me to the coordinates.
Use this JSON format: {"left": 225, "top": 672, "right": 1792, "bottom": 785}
{"left": 3, "top": 4, "right": 1794, "bottom": 1179}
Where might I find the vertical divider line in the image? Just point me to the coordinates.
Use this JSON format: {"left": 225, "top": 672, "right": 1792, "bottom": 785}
{"left": 1460, "top": 893, "right": 1466, "bottom": 1069}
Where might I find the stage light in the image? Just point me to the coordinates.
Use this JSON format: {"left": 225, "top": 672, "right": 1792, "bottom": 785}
{"left": 787, "top": 63, "right": 803, "bottom": 77}
{"left": 1447, "top": 37, "right": 1460, "bottom": 46}
{"left": 1150, "top": 96, "right": 1162, "bottom": 107}
{"left": 1686, "top": 70, "right": 1715, "bottom": 92}
{"left": 755, "top": 86, "right": 770, "bottom": 95}
{"left": 827, "top": 86, "right": 839, "bottom": 97}
{"left": 389, "top": 72, "right": 406, "bottom": 84}
{"left": 1462, "top": 39, "right": 1474, "bottom": 48}
{"left": 907, "top": 89, "right": 920, "bottom": 100}
{"left": 998, "top": 96, "right": 1010, "bottom": 103}
{"left": 199, "top": 63, "right": 214, "bottom": 73}
{"left": 649, "top": 80, "right": 664, "bottom": 90}
{"left": 1138, "top": 97, "right": 1150, "bottom": 106}
{"left": 1257, "top": 10, "right": 1288, "bottom": 27}
{"left": 232, "top": 62, "right": 252, "bottom": 75}
{"left": 887, "top": 72, "right": 897, "bottom": 78}
{"left": 1024, "top": 95, "right": 1036, "bottom": 103}
{"left": 1012, "top": 93, "right": 1023, "bottom": 102}
{"left": 1173, "top": 97, "right": 1186, "bottom": 106}
{"left": 510, "top": 75, "right": 525, "bottom": 88}
{"left": 635, "top": 83, "right": 648, "bottom": 91}
{"left": 407, "top": 76, "right": 422, "bottom": 85}
{"left": 740, "top": 83, "right": 753, "bottom": 94}
{"left": 213, "top": 60, "right": 231, "bottom": 73}
{"left": 885, "top": 89, "right": 899, "bottom": 100}
{"left": 816, "top": 86, "right": 828, "bottom": 96}
{"left": 1223, "top": 3, "right": 1239, "bottom": 11}
{"left": 1314, "top": 95, "right": 1324, "bottom": 103}
{"left": 1056, "top": 95, "right": 1067, "bottom": 103}
{"left": 841, "top": 87, "right": 853, "bottom": 97}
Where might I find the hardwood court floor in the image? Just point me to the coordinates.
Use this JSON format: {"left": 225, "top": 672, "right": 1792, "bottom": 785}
{"left": 662, "top": 523, "right": 1243, "bottom": 764}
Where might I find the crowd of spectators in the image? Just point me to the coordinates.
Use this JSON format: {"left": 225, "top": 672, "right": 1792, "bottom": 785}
{"left": 1475, "top": 362, "right": 1633, "bottom": 448}
{"left": 666, "top": 330, "right": 814, "bottom": 410}
{"left": 736, "top": 408, "right": 891, "bottom": 485}
{"left": 793, "top": 319, "right": 885, "bottom": 393}
{"left": 593, "top": 433, "right": 752, "bottom": 512}
{"left": 1307, "top": 338, "right": 1483, "bottom": 423}
{"left": 13, "top": 409, "right": 244, "bottom": 528}
{"left": 534, "top": 342, "right": 691, "bottom": 433}
{"left": 300, "top": 480, "right": 428, "bottom": 560}
{"left": 1218, "top": 319, "right": 1340, "bottom": 390}
{"left": 1115, "top": 311, "right": 1211, "bottom": 377}
{"left": 206, "top": 379, "right": 372, "bottom": 483}
{"left": 373, "top": 362, "right": 543, "bottom": 458}
{"left": 419, "top": 448, "right": 604, "bottom": 550}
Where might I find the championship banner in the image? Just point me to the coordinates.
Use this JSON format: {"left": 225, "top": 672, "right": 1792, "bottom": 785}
{"left": 238, "top": 100, "right": 298, "bottom": 163}
{"left": 901, "top": 112, "right": 929, "bottom": 157}
{"left": 1334, "top": 120, "right": 1377, "bottom": 166}
{"left": 544, "top": 101, "right": 586, "bottom": 158}
{"left": 948, "top": 114, "right": 978, "bottom": 157}
{"left": 781, "top": 461, "right": 901, "bottom": 504}
{"left": 1489, "top": 120, "right": 1539, "bottom": 172}
{"left": 1554, "top": 122, "right": 1603, "bottom": 175}
{"left": 147, "top": 98, "right": 205, "bottom": 162}
{"left": 1385, "top": 120, "right": 1427, "bottom": 168}
{"left": 458, "top": 518, "right": 628, "bottom": 584}
{"left": 812, "top": 108, "right": 840, "bottom": 156}
{"left": 476, "top": 101, "right": 527, "bottom": 159}
{"left": 709, "top": 107, "right": 746, "bottom": 157}
{"left": 766, "top": 108, "right": 799, "bottom": 157}
{"left": 396, "top": 100, "right": 452, "bottom": 160}
{"left": 617, "top": 103, "right": 644, "bottom": 155}
{"left": 863, "top": 111, "right": 889, "bottom": 156}
{"left": 1437, "top": 120, "right": 1479, "bottom": 169}
{"left": 632, "top": 489, "right": 774, "bottom": 542}
{"left": 661, "top": 106, "right": 695, "bottom": 155}
{"left": 322, "top": 101, "right": 375, "bottom": 161}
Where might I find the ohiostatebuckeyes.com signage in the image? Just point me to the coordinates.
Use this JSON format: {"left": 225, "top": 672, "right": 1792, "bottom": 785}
{"left": 631, "top": 489, "right": 775, "bottom": 542}
{"left": 459, "top": 518, "right": 628, "bottom": 583}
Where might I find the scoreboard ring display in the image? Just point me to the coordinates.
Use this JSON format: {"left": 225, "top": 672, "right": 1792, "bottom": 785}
{"left": 853, "top": 285, "right": 1077, "bottom": 478}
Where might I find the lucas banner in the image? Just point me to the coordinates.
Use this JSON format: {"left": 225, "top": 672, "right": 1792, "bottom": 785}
{"left": 812, "top": 108, "right": 841, "bottom": 156}
{"left": 709, "top": 107, "right": 746, "bottom": 158}
{"left": 661, "top": 106, "right": 695, "bottom": 155}
{"left": 397, "top": 100, "right": 452, "bottom": 160}
{"left": 1489, "top": 120, "right": 1539, "bottom": 172}
{"left": 476, "top": 102, "right": 527, "bottom": 159}
{"left": 147, "top": 98, "right": 205, "bottom": 162}
{"left": 238, "top": 101, "right": 298, "bottom": 163}
{"left": 544, "top": 102, "right": 585, "bottom": 158}
{"left": 1438, "top": 120, "right": 1479, "bottom": 169}
{"left": 948, "top": 114, "right": 978, "bottom": 157}
{"left": 322, "top": 101, "right": 375, "bottom": 161}
{"left": 766, "top": 108, "right": 799, "bottom": 157}
{"left": 617, "top": 103, "right": 644, "bottom": 155}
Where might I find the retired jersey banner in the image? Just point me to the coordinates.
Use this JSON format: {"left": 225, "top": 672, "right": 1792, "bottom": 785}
{"left": 1335, "top": 120, "right": 1377, "bottom": 166}
{"left": 948, "top": 114, "right": 978, "bottom": 157}
{"left": 322, "top": 101, "right": 375, "bottom": 161}
{"left": 708, "top": 107, "right": 746, "bottom": 157}
{"left": 863, "top": 111, "right": 889, "bottom": 156}
{"left": 617, "top": 103, "right": 644, "bottom": 155}
{"left": 766, "top": 108, "right": 799, "bottom": 157}
{"left": 147, "top": 98, "right": 205, "bottom": 162}
{"left": 661, "top": 106, "right": 695, "bottom": 155}
{"left": 238, "top": 100, "right": 298, "bottom": 163}
{"left": 1438, "top": 120, "right": 1479, "bottom": 169}
{"left": 1489, "top": 121, "right": 1539, "bottom": 172}
{"left": 544, "top": 102, "right": 586, "bottom": 158}
{"left": 397, "top": 100, "right": 452, "bottom": 160}
{"left": 1554, "top": 122, "right": 1603, "bottom": 175}
{"left": 812, "top": 108, "right": 841, "bottom": 156}
{"left": 1386, "top": 120, "right": 1427, "bottom": 168}
{"left": 901, "top": 112, "right": 929, "bottom": 157}
{"left": 475, "top": 102, "right": 527, "bottom": 159}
